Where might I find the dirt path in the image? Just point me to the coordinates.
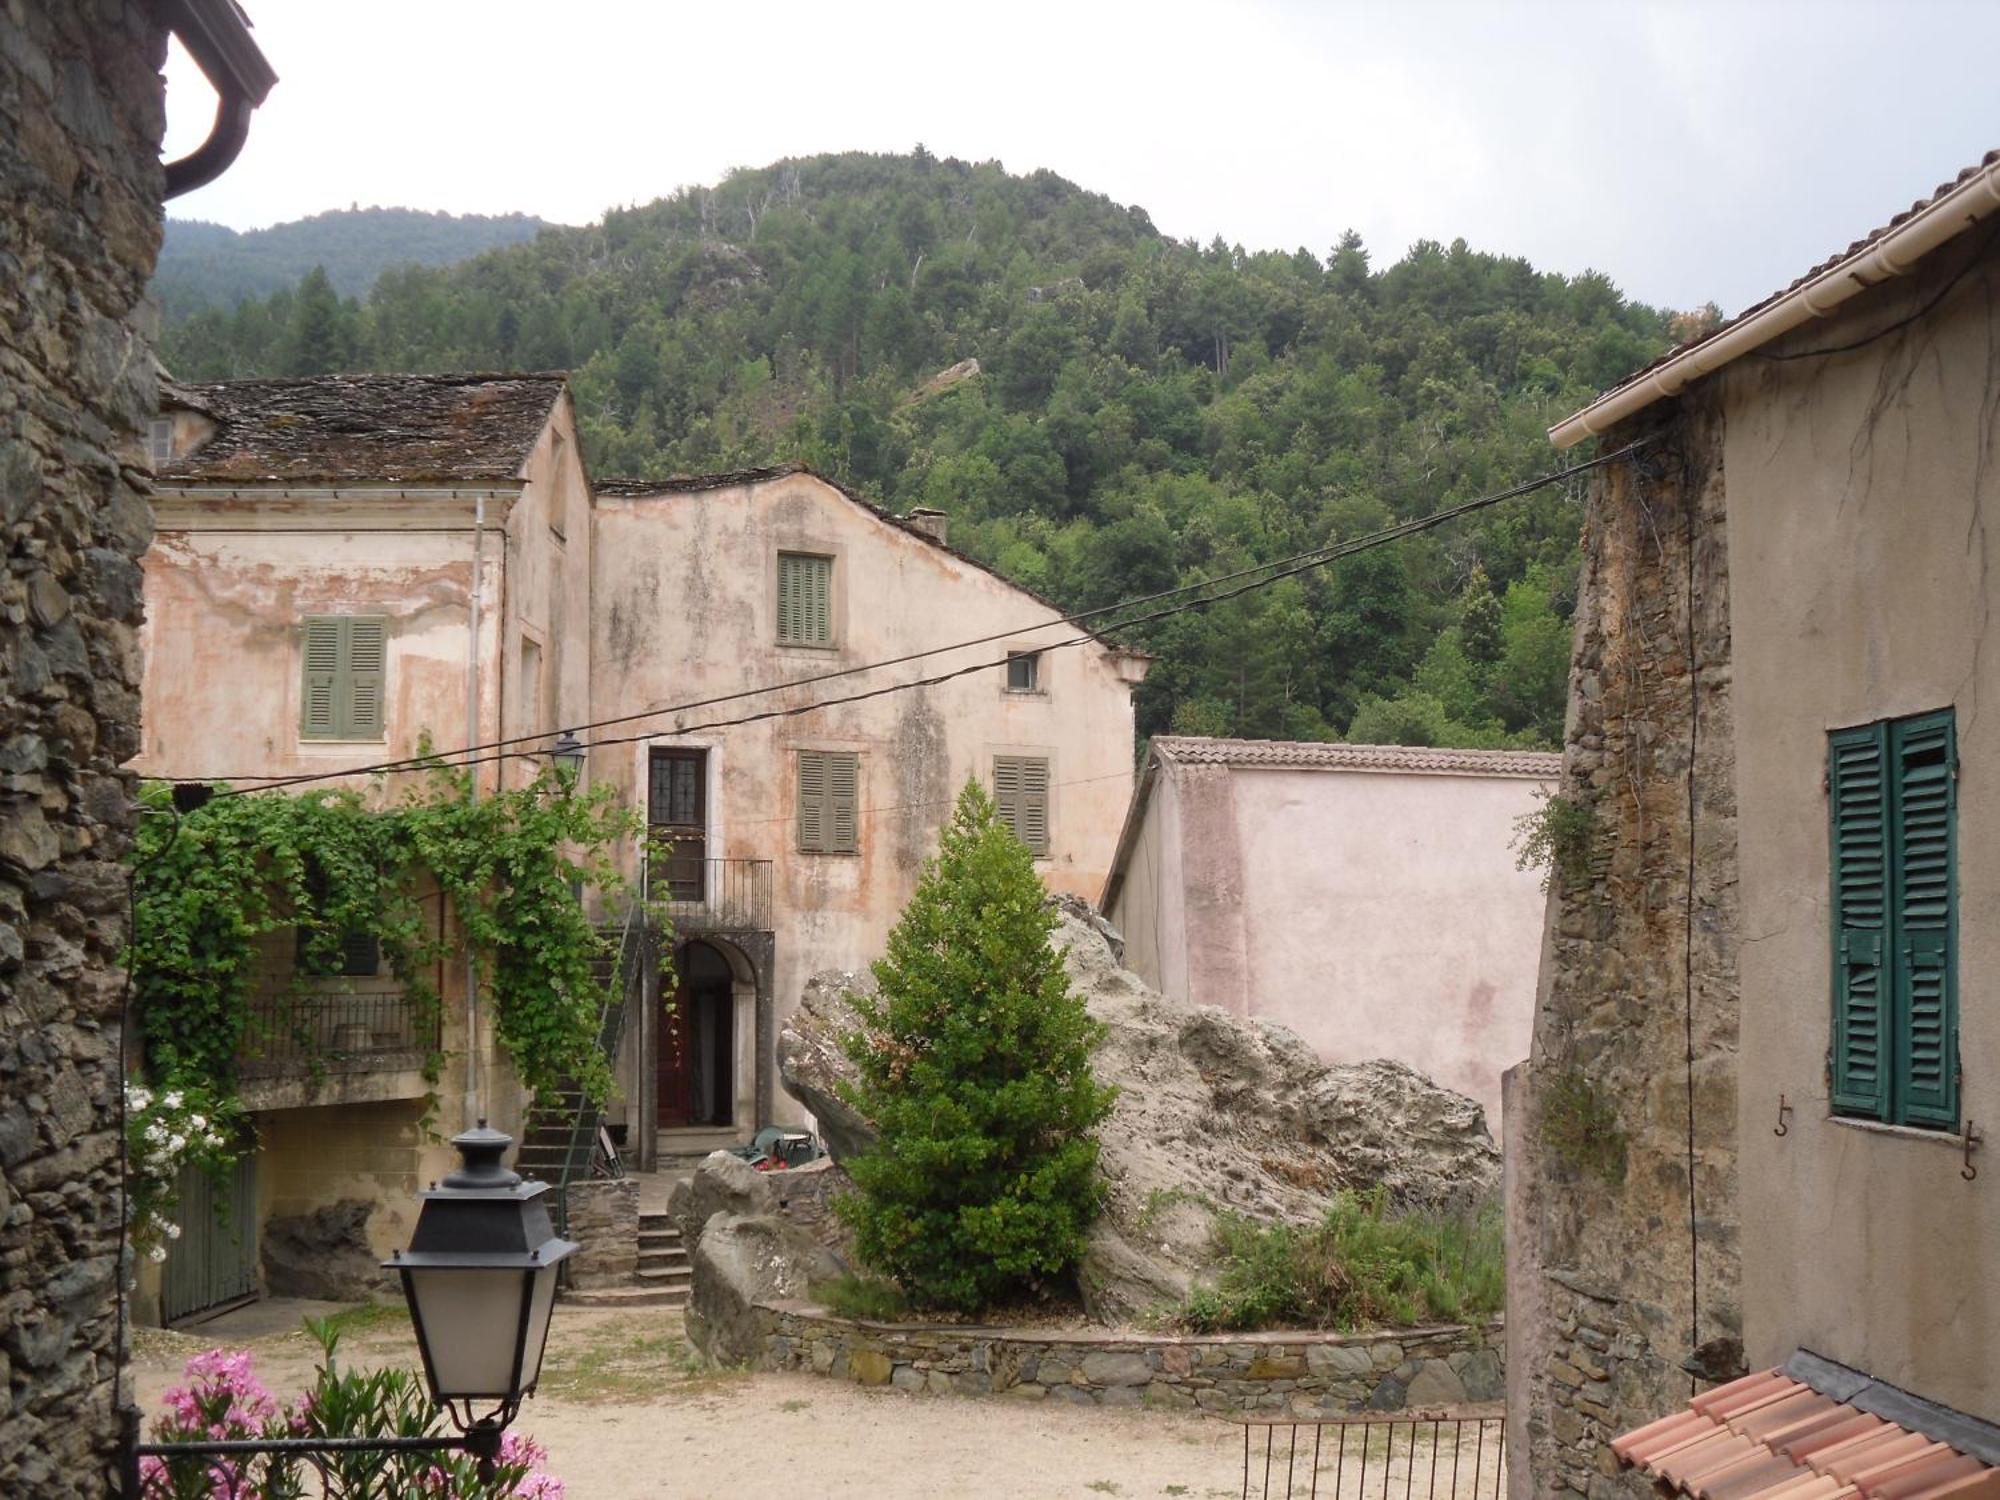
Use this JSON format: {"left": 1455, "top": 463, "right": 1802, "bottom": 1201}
{"left": 133, "top": 1302, "right": 1500, "bottom": 1500}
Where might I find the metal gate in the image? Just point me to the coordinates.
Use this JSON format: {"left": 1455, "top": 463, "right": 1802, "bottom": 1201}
{"left": 161, "top": 1151, "right": 258, "bottom": 1324}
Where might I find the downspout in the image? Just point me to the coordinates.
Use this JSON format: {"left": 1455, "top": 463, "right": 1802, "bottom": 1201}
{"left": 463, "top": 495, "right": 486, "bottom": 1130}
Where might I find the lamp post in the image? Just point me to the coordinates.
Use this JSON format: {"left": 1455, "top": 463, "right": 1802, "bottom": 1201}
{"left": 547, "top": 731, "right": 585, "bottom": 787}
{"left": 387, "top": 1122, "right": 576, "bottom": 1475}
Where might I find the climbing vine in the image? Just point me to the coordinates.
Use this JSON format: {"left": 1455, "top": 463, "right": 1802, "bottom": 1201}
{"left": 1511, "top": 789, "right": 1602, "bottom": 895}
{"left": 131, "top": 760, "right": 645, "bottom": 1126}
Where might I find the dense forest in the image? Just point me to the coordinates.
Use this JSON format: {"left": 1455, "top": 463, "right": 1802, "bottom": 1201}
{"left": 154, "top": 206, "right": 548, "bottom": 316}
{"left": 161, "top": 152, "right": 1696, "bottom": 747}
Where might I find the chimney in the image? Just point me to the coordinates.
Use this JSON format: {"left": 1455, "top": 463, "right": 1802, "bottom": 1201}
{"left": 905, "top": 507, "right": 948, "bottom": 546}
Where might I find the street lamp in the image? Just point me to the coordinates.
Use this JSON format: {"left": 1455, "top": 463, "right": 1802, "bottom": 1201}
{"left": 385, "top": 1123, "right": 576, "bottom": 1470}
{"left": 547, "top": 731, "right": 586, "bottom": 787}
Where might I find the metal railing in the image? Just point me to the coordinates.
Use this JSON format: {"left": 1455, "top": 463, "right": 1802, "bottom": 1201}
{"left": 238, "top": 991, "right": 438, "bottom": 1076}
{"left": 644, "top": 853, "right": 773, "bottom": 930}
{"left": 1234, "top": 1414, "right": 1506, "bottom": 1500}
{"left": 551, "top": 904, "right": 643, "bottom": 1242}
{"left": 130, "top": 1433, "right": 500, "bottom": 1498}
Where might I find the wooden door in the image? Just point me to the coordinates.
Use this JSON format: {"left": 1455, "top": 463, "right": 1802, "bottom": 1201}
{"left": 657, "top": 968, "right": 695, "bottom": 1128}
{"left": 162, "top": 1150, "right": 258, "bottom": 1323}
{"left": 648, "top": 748, "right": 707, "bottom": 901}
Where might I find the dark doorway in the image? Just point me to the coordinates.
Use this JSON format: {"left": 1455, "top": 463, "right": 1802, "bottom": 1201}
{"left": 658, "top": 940, "right": 734, "bottom": 1129}
{"left": 647, "top": 747, "right": 707, "bottom": 900}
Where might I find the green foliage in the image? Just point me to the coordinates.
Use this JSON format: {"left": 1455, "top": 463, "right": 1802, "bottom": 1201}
{"left": 1177, "top": 1192, "right": 1504, "bottom": 1334}
{"left": 125, "top": 1078, "right": 246, "bottom": 1257}
{"left": 1511, "top": 789, "right": 1600, "bottom": 894}
{"left": 836, "top": 781, "right": 1115, "bottom": 1314}
{"left": 1537, "top": 1068, "right": 1627, "bottom": 1184}
{"left": 160, "top": 153, "right": 1678, "bottom": 750}
{"left": 130, "top": 761, "right": 642, "bottom": 1117}
{"left": 815, "top": 1272, "right": 913, "bottom": 1323}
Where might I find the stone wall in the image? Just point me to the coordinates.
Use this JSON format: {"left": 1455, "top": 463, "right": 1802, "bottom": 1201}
{"left": 561, "top": 1178, "right": 638, "bottom": 1289}
{"left": 1505, "top": 400, "right": 1740, "bottom": 1497}
{"left": 0, "top": 4, "right": 167, "bottom": 1494}
{"left": 753, "top": 1302, "right": 1502, "bottom": 1413}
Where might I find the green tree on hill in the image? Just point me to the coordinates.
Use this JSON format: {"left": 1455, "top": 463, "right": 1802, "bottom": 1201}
{"left": 837, "top": 781, "right": 1114, "bottom": 1314}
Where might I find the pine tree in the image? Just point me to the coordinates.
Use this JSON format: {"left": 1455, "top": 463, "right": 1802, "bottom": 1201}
{"left": 836, "top": 780, "right": 1114, "bottom": 1313}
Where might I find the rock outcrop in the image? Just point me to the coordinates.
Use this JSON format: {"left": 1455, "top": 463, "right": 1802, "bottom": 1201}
{"left": 665, "top": 1149, "right": 775, "bottom": 1257}
{"left": 779, "top": 895, "right": 1500, "bottom": 1324}
{"left": 684, "top": 1213, "right": 848, "bottom": 1366}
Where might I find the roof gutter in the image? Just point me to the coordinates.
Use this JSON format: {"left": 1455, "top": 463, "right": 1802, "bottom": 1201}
{"left": 160, "top": 0, "right": 278, "bottom": 199}
{"left": 1550, "top": 154, "right": 2000, "bottom": 449}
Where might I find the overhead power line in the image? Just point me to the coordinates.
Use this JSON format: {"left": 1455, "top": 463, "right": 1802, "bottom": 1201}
{"left": 174, "top": 439, "right": 1646, "bottom": 799}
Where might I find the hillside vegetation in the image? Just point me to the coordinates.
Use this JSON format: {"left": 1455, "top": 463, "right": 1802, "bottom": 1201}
{"left": 161, "top": 151, "right": 1686, "bottom": 745}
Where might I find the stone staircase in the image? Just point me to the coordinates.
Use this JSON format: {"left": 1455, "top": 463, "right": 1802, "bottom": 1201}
{"left": 562, "top": 1208, "right": 691, "bottom": 1310}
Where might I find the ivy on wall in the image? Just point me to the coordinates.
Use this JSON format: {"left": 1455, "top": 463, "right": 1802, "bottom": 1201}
{"left": 130, "top": 761, "right": 645, "bottom": 1121}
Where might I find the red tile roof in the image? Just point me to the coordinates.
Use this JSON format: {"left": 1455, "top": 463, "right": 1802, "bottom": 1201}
{"left": 1614, "top": 1369, "right": 1999, "bottom": 1499}
{"left": 1151, "top": 736, "right": 1562, "bottom": 779}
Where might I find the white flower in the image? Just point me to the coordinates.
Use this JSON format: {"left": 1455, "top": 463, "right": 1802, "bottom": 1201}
{"left": 166, "top": 1134, "right": 186, "bottom": 1155}
{"left": 188, "top": 1114, "right": 206, "bottom": 1132}
{"left": 128, "top": 1087, "right": 152, "bottom": 1112}
{"left": 164, "top": 1222, "right": 181, "bottom": 1240}
{"left": 162, "top": 1091, "right": 182, "bottom": 1110}
{"left": 145, "top": 1123, "right": 166, "bottom": 1143}
{"left": 148, "top": 1244, "right": 167, "bottom": 1264}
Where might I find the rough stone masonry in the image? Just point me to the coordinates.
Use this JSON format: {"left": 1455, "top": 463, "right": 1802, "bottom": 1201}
{"left": 1504, "top": 397, "right": 1741, "bottom": 1499}
{"left": 0, "top": 4, "right": 167, "bottom": 1493}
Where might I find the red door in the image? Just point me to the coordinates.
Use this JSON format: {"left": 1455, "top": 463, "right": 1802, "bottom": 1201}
{"left": 657, "top": 969, "right": 695, "bottom": 1128}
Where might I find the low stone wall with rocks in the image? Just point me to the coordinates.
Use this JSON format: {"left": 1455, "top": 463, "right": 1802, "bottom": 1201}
{"left": 562, "top": 1178, "right": 639, "bottom": 1289}
{"left": 751, "top": 1302, "right": 1502, "bottom": 1414}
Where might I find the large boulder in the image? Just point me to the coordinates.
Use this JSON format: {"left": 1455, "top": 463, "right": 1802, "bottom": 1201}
{"left": 779, "top": 894, "right": 1501, "bottom": 1325}
{"left": 261, "top": 1199, "right": 392, "bottom": 1302}
{"left": 776, "top": 972, "right": 879, "bottom": 1161}
{"left": 665, "top": 1150, "right": 775, "bottom": 1257}
{"left": 684, "top": 1212, "right": 848, "bottom": 1366}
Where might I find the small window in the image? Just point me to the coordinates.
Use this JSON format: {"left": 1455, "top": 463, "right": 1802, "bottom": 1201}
{"left": 147, "top": 418, "right": 174, "bottom": 466}
{"left": 777, "top": 553, "right": 834, "bottom": 645}
{"left": 296, "top": 926, "right": 380, "bottom": 978}
{"left": 300, "top": 615, "right": 388, "bottom": 741}
{"left": 797, "top": 749, "right": 860, "bottom": 854}
{"left": 1006, "top": 652, "right": 1041, "bottom": 693}
{"left": 993, "top": 755, "right": 1051, "bottom": 856}
{"left": 1829, "top": 708, "right": 1958, "bottom": 1129}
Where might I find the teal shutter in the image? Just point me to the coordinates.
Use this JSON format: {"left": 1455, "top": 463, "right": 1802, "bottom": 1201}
{"left": 797, "top": 750, "right": 827, "bottom": 852}
{"left": 1020, "top": 756, "right": 1050, "bottom": 856}
{"left": 1892, "top": 712, "right": 1957, "bottom": 1126}
{"left": 345, "top": 616, "right": 386, "bottom": 739}
{"left": 778, "top": 554, "right": 833, "bottom": 644}
{"left": 301, "top": 617, "right": 344, "bottom": 738}
{"left": 1829, "top": 723, "right": 1890, "bottom": 1118}
{"left": 828, "top": 752, "right": 859, "bottom": 853}
{"left": 993, "top": 756, "right": 1022, "bottom": 842}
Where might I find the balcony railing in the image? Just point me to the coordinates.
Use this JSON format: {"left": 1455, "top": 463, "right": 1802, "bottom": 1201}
{"left": 644, "top": 854, "right": 773, "bottom": 931}
{"left": 238, "top": 989, "right": 438, "bottom": 1077}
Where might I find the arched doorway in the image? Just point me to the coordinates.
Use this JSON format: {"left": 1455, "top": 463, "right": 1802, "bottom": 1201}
{"left": 658, "top": 940, "right": 738, "bottom": 1130}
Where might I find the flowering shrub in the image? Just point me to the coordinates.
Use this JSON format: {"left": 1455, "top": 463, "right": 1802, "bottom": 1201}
{"left": 142, "top": 1324, "right": 565, "bottom": 1499}
{"left": 126, "top": 1079, "right": 245, "bottom": 1261}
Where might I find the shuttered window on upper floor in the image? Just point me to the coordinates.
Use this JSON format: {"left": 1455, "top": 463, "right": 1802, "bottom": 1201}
{"left": 993, "top": 755, "right": 1051, "bottom": 857}
{"left": 1829, "top": 708, "right": 1958, "bottom": 1129}
{"left": 300, "top": 615, "right": 387, "bottom": 741}
{"left": 796, "top": 750, "right": 860, "bottom": 854}
{"left": 777, "top": 552, "right": 834, "bottom": 645}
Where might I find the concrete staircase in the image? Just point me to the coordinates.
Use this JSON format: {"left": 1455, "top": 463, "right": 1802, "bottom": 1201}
{"left": 562, "top": 1208, "right": 691, "bottom": 1310}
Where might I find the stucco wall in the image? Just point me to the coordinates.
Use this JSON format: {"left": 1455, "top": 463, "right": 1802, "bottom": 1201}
{"left": 1110, "top": 762, "right": 1550, "bottom": 1121}
{"left": 590, "top": 472, "right": 1141, "bottom": 1134}
{"left": 1720, "top": 242, "right": 2000, "bottom": 1421}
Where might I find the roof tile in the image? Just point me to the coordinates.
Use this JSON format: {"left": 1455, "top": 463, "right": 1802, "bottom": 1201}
{"left": 1151, "top": 736, "right": 1562, "bottom": 778}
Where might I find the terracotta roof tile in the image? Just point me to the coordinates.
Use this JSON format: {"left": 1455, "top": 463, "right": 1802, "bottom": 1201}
{"left": 1150, "top": 736, "right": 1562, "bottom": 778}
{"left": 1616, "top": 1370, "right": 1996, "bottom": 1500}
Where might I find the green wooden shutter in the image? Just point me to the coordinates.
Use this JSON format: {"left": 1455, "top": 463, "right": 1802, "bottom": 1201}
{"left": 778, "top": 554, "right": 833, "bottom": 644}
{"left": 778, "top": 555, "right": 802, "bottom": 643}
{"left": 1829, "top": 722, "right": 1890, "bottom": 1119}
{"left": 805, "top": 556, "right": 830, "bottom": 643}
{"left": 345, "top": 616, "right": 386, "bottom": 739}
{"left": 797, "top": 750, "right": 828, "bottom": 852}
{"left": 301, "top": 617, "right": 345, "bottom": 739}
{"left": 1892, "top": 712, "right": 1957, "bottom": 1126}
{"left": 1020, "top": 756, "right": 1050, "bottom": 856}
{"left": 993, "top": 756, "right": 1022, "bottom": 842}
{"left": 828, "top": 752, "right": 859, "bottom": 853}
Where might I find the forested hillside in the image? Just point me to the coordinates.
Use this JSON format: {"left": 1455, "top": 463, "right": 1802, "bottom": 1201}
{"left": 161, "top": 152, "right": 1689, "bottom": 746}
{"left": 154, "top": 207, "right": 549, "bottom": 316}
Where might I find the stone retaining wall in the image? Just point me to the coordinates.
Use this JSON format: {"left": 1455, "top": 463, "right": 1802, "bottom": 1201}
{"left": 752, "top": 1301, "right": 1502, "bottom": 1414}
{"left": 562, "top": 1178, "right": 639, "bottom": 1289}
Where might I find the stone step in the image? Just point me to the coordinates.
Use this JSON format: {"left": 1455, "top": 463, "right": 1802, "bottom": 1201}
{"left": 637, "top": 1256, "right": 689, "bottom": 1275}
{"left": 560, "top": 1284, "right": 686, "bottom": 1310}
{"left": 637, "top": 1228, "right": 682, "bottom": 1246}
{"left": 637, "top": 1265, "right": 692, "bottom": 1285}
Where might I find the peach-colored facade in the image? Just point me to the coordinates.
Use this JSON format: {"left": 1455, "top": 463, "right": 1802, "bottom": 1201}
{"left": 589, "top": 469, "right": 1148, "bottom": 1157}
{"left": 1102, "top": 738, "right": 1557, "bottom": 1120}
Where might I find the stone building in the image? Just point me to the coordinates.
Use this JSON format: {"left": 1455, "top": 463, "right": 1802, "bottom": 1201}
{"left": 1506, "top": 150, "right": 2000, "bottom": 1497}
{"left": 1100, "top": 737, "right": 1556, "bottom": 1121}
{"left": 0, "top": 1, "right": 264, "bottom": 1491}
{"left": 590, "top": 464, "right": 1150, "bottom": 1163}
{"left": 130, "top": 372, "right": 594, "bottom": 1318}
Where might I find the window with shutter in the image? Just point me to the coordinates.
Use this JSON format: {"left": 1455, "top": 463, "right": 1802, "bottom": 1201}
{"left": 777, "top": 553, "right": 834, "bottom": 645}
{"left": 993, "top": 755, "right": 1051, "bottom": 857}
{"left": 1828, "top": 709, "right": 1957, "bottom": 1129}
{"left": 300, "top": 615, "right": 390, "bottom": 741}
{"left": 796, "top": 750, "right": 860, "bottom": 854}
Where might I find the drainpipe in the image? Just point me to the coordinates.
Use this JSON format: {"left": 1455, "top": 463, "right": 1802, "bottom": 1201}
{"left": 463, "top": 495, "right": 486, "bottom": 1130}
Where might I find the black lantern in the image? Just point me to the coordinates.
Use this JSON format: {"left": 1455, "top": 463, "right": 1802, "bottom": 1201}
{"left": 548, "top": 731, "right": 586, "bottom": 786}
{"left": 386, "top": 1124, "right": 576, "bottom": 1452}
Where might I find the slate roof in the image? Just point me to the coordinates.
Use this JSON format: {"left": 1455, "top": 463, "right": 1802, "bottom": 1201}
{"left": 1560, "top": 148, "right": 2000, "bottom": 435}
{"left": 1613, "top": 1359, "right": 2000, "bottom": 1499}
{"left": 1151, "top": 736, "right": 1562, "bottom": 779}
{"left": 159, "top": 372, "right": 568, "bottom": 484}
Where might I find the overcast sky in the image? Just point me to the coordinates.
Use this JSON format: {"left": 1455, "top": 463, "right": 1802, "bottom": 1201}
{"left": 163, "top": 1, "right": 1999, "bottom": 316}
